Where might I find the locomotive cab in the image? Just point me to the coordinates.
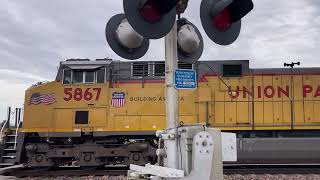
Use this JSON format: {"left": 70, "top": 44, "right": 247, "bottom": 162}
{"left": 54, "top": 59, "right": 111, "bottom": 134}
{"left": 23, "top": 59, "right": 112, "bottom": 135}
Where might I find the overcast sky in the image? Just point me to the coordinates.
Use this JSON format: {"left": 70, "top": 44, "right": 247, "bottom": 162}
{"left": 1, "top": 0, "right": 320, "bottom": 120}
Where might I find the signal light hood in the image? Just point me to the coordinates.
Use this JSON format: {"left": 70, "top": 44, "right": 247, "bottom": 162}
{"left": 105, "top": 14, "right": 150, "bottom": 60}
{"left": 177, "top": 18, "right": 204, "bottom": 64}
{"left": 123, "top": 0, "right": 177, "bottom": 39}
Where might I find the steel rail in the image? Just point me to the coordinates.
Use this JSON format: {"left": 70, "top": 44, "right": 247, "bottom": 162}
{"left": 224, "top": 164, "right": 320, "bottom": 175}
{"left": 0, "top": 166, "right": 127, "bottom": 178}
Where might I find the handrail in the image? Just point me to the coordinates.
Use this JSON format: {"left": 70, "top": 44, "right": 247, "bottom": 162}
{"left": 0, "top": 107, "right": 11, "bottom": 144}
{"left": 0, "top": 119, "right": 9, "bottom": 144}
{"left": 13, "top": 120, "right": 21, "bottom": 150}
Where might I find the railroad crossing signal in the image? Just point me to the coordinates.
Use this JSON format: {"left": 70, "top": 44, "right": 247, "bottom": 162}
{"left": 104, "top": 1, "right": 253, "bottom": 178}
{"left": 200, "top": 0, "right": 254, "bottom": 45}
{"left": 123, "top": 0, "right": 178, "bottom": 39}
{"left": 106, "top": 0, "right": 253, "bottom": 61}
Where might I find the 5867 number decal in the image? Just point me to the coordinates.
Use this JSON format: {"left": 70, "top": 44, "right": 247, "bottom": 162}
{"left": 63, "top": 88, "right": 101, "bottom": 101}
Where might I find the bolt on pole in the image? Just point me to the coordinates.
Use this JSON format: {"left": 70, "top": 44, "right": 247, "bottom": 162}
{"left": 164, "top": 19, "right": 179, "bottom": 169}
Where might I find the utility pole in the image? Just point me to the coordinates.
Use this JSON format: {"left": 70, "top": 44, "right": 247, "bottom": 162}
{"left": 164, "top": 20, "right": 179, "bottom": 169}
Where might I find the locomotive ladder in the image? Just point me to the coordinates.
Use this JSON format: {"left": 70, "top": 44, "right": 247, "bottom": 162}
{"left": 0, "top": 107, "right": 23, "bottom": 167}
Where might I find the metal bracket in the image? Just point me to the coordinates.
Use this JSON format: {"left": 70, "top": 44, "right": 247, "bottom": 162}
{"left": 156, "top": 130, "right": 165, "bottom": 137}
{"left": 156, "top": 149, "right": 166, "bottom": 157}
{"left": 166, "top": 84, "right": 175, "bottom": 88}
{"left": 177, "top": 0, "right": 189, "bottom": 14}
{"left": 161, "top": 133, "right": 176, "bottom": 140}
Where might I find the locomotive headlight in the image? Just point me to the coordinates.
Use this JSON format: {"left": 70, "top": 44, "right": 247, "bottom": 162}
{"left": 177, "top": 24, "right": 201, "bottom": 55}
{"left": 115, "top": 19, "right": 144, "bottom": 49}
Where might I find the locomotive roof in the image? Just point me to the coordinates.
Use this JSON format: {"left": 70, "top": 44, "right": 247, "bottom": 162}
{"left": 55, "top": 59, "right": 320, "bottom": 81}
{"left": 61, "top": 58, "right": 112, "bottom": 67}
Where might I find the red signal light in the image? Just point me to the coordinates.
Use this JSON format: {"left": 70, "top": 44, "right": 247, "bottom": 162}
{"left": 139, "top": 0, "right": 162, "bottom": 23}
{"left": 212, "top": 8, "right": 231, "bottom": 31}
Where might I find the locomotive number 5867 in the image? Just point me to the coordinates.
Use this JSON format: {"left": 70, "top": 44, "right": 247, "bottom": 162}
{"left": 63, "top": 88, "right": 101, "bottom": 101}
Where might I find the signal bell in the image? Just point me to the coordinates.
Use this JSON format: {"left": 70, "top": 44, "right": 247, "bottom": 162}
{"left": 200, "top": 0, "right": 253, "bottom": 45}
{"left": 123, "top": 0, "right": 177, "bottom": 39}
{"left": 177, "top": 18, "right": 204, "bottom": 64}
{"left": 105, "top": 14, "right": 149, "bottom": 60}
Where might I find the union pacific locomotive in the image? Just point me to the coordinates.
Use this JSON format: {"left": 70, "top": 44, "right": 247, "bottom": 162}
{"left": 3, "top": 59, "right": 320, "bottom": 167}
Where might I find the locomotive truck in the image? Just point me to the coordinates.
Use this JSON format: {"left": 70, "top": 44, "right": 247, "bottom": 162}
{"left": 1, "top": 58, "right": 320, "bottom": 167}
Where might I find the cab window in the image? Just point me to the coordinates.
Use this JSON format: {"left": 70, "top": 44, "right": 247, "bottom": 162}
{"left": 63, "top": 68, "right": 105, "bottom": 84}
{"left": 97, "top": 68, "right": 105, "bottom": 83}
{"left": 73, "top": 71, "right": 84, "bottom": 83}
{"left": 85, "top": 71, "right": 95, "bottom": 83}
{"left": 63, "top": 69, "right": 72, "bottom": 84}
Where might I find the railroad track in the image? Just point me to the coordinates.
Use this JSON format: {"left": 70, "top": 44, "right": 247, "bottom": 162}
{"left": 1, "top": 164, "right": 320, "bottom": 179}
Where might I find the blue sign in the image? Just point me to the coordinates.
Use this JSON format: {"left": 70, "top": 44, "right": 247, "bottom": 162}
{"left": 175, "top": 69, "right": 197, "bottom": 89}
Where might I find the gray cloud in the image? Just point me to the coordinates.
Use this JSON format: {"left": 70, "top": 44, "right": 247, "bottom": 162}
{"left": 0, "top": 0, "right": 320, "bottom": 119}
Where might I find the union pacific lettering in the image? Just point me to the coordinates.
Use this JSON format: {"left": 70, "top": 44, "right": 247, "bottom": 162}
{"left": 229, "top": 85, "right": 320, "bottom": 99}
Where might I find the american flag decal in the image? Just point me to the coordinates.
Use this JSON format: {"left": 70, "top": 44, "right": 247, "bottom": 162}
{"left": 111, "top": 92, "right": 126, "bottom": 108}
{"left": 29, "top": 93, "right": 56, "bottom": 105}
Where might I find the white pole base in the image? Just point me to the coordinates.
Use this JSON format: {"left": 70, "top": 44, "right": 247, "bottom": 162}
{"left": 128, "top": 126, "right": 237, "bottom": 180}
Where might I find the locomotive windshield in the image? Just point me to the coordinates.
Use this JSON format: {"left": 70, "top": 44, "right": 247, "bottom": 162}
{"left": 57, "top": 58, "right": 111, "bottom": 84}
{"left": 63, "top": 68, "right": 106, "bottom": 84}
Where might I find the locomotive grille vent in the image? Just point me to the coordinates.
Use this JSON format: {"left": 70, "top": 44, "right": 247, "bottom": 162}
{"left": 153, "top": 62, "right": 192, "bottom": 76}
{"left": 154, "top": 62, "right": 165, "bottom": 76}
{"left": 223, "top": 64, "right": 242, "bottom": 77}
{"left": 178, "top": 62, "right": 193, "bottom": 70}
{"left": 131, "top": 62, "right": 193, "bottom": 77}
{"left": 132, "top": 62, "right": 149, "bottom": 77}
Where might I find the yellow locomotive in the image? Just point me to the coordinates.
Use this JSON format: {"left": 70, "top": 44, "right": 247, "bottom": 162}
{"left": 9, "top": 59, "right": 320, "bottom": 167}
